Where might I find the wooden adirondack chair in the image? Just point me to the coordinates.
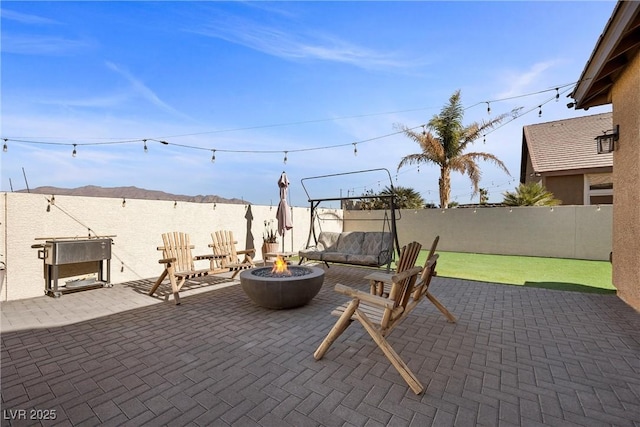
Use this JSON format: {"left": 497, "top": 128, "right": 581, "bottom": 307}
{"left": 314, "top": 262, "right": 434, "bottom": 394}
{"left": 209, "top": 230, "right": 256, "bottom": 279}
{"left": 365, "top": 239, "right": 456, "bottom": 324}
{"left": 370, "top": 241, "right": 422, "bottom": 296}
{"left": 149, "top": 232, "right": 226, "bottom": 305}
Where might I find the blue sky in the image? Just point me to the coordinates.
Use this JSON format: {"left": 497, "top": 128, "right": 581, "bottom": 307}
{"left": 1, "top": 1, "right": 614, "bottom": 207}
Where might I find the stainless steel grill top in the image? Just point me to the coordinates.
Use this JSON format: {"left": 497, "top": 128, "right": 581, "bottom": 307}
{"left": 42, "top": 238, "right": 112, "bottom": 265}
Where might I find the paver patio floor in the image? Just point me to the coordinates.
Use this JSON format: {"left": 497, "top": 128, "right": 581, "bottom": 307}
{"left": 1, "top": 265, "right": 639, "bottom": 426}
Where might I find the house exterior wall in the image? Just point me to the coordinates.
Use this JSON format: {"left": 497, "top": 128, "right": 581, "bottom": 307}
{"left": 611, "top": 51, "right": 640, "bottom": 310}
{"left": 344, "top": 205, "right": 611, "bottom": 261}
{"left": 544, "top": 174, "right": 584, "bottom": 205}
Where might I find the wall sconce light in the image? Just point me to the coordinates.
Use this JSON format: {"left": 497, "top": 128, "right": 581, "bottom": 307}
{"left": 596, "top": 124, "right": 619, "bottom": 154}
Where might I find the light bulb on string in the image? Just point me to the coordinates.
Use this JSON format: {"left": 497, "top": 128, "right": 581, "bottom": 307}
{"left": 486, "top": 102, "right": 491, "bottom": 115}
{"left": 211, "top": 149, "right": 216, "bottom": 163}
{"left": 353, "top": 143, "right": 358, "bottom": 156}
{"left": 2, "top": 139, "right": 7, "bottom": 152}
{"left": 72, "top": 144, "right": 77, "bottom": 157}
{"left": 143, "top": 140, "right": 148, "bottom": 153}
{"left": 538, "top": 105, "right": 542, "bottom": 117}
{"left": 483, "top": 135, "right": 486, "bottom": 144}
{"left": 283, "top": 151, "right": 288, "bottom": 164}
{"left": 555, "top": 88, "right": 560, "bottom": 102}
{"left": 421, "top": 125, "right": 427, "bottom": 136}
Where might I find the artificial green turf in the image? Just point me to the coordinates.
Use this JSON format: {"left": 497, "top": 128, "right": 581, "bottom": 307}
{"left": 408, "top": 250, "right": 615, "bottom": 294}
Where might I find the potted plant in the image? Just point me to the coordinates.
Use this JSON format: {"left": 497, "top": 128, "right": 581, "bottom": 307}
{"left": 262, "top": 220, "right": 279, "bottom": 259}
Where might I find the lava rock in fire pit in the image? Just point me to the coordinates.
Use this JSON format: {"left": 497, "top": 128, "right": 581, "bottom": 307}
{"left": 239, "top": 266, "right": 325, "bottom": 309}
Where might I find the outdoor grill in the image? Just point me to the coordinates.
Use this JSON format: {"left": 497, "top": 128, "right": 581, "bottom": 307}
{"left": 33, "top": 237, "right": 113, "bottom": 297}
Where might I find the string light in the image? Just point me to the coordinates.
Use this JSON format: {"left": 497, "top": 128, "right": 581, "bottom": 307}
{"left": 0, "top": 83, "right": 578, "bottom": 168}
{"left": 211, "top": 149, "right": 216, "bottom": 163}
{"left": 283, "top": 151, "right": 288, "bottom": 164}
{"left": 353, "top": 143, "right": 358, "bottom": 156}
{"left": 143, "top": 140, "right": 148, "bottom": 153}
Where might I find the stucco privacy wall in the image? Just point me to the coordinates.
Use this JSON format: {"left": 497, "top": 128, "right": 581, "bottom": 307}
{"left": 0, "top": 192, "right": 342, "bottom": 302}
{"left": 344, "top": 205, "right": 612, "bottom": 260}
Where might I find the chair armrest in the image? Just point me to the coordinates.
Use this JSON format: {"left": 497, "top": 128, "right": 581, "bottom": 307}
{"left": 237, "top": 248, "right": 256, "bottom": 256}
{"left": 194, "top": 254, "right": 226, "bottom": 261}
{"left": 158, "top": 245, "right": 195, "bottom": 251}
{"left": 158, "top": 257, "right": 176, "bottom": 264}
{"left": 334, "top": 284, "right": 396, "bottom": 309}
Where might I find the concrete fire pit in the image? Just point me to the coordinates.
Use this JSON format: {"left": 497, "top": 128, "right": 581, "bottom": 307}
{"left": 239, "top": 266, "right": 325, "bottom": 309}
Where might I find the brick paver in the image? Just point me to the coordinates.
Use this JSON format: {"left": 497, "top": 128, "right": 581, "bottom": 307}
{"left": 1, "top": 265, "right": 639, "bottom": 426}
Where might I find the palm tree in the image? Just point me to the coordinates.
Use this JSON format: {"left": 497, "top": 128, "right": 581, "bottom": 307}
{"left": 502, "top": 182, "right": 561, "bottom": 206}
{"left": 357, "top": 185, "right": 424, "bottom": 210}
{"left": 397, "top": 90, "right": 512, "bottom": 208}
{"left": 379, "top": 185, "right": 425, "bottom": 209}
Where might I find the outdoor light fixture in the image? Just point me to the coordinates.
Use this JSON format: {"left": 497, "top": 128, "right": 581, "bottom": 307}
{"left": 596, "top": 125, "right": 619, "bottom": 154}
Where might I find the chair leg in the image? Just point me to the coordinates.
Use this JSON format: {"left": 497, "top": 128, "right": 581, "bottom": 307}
{"left": 169, "top": 274, "right": 182, "bottom": 305}
{"left": 357, "top": 310, "right": 425, "bottom": 395}
{"left": 314, "top": 299, "right": 359, "bottom": 360}
{"left": 148, "top": 268, "right": 168, "bottom": 296}
{"left": 426, "top": 292, "right": 456, "bottom": 323}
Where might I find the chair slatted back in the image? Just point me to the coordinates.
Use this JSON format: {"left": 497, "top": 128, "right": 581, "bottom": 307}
{"left": 411, "top": 254, "right": 439, "bottom": 304}
{"left": 211, "top": 230, "right": 238, "bottom": 267}
{"left": 382, "top": 266, "right": 422, "bottom": 328}
{"left": 161, "top": 232, "right": 194, "bottom": 273}
{"left": 395, "top": 241, "right": 422, "bottom": 274}
{"left": 427, "top": 235, "right": 440, "bottom": 259}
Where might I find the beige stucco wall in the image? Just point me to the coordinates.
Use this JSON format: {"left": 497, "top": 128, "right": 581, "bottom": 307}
{"left": 344, "top": 205, "right": 612, "bottom": 261}
{"left": 0, "top": 193, "right": 343, "bottom": 302}
{"left": 544, "top": 174, "right": 584, "bottom": 205}
{"left": 611, "top": 51, "right": 640, "bottom": 310}
{"left": 0, "top": 192, "right": 614, "bottom": 302}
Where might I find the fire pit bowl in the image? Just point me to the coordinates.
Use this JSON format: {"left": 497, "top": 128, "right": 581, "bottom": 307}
{"left": 239, "top": 266, "right": 325, "bottom": 309}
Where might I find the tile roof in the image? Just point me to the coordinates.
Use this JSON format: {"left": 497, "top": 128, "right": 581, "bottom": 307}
{"left": 523, "top": 112, "right": 613, "bottom": 173}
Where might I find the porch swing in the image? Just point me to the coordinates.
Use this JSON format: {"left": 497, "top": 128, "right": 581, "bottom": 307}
{"left": 298, "top": 168, "right": 401, "bottom": 271}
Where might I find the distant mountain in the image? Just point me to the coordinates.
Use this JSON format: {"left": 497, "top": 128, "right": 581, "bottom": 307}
{"left": 17, "top": 185, "right": 249, "bottom": 205}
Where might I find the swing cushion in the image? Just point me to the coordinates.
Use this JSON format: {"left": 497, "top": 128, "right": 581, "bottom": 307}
{"left": 323, "top": 232, "right": 365, "bottom": 262}
{"left": 299, "top": 231, "right": 393, "bottom": 267}
{"left": 299, "top": 231, "right": 341, "bottom": 259}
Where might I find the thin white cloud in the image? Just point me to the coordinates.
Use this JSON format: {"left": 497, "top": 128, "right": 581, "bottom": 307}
{"left": 191, "top": 18, "right": 411, "bottom": 70}
{"left": 105, "top": 61, "right": 193, "bottom": 121}
{"left": 1, "top": 9, "right": 60, "bottom": 25}
{"left": 496, "top": 60, "right": 560, "bottom": 99}
{"left": 2, "top": 35, "right": 92, "bottom": 55}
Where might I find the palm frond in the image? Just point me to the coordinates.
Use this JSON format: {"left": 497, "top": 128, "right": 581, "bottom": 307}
{"left": 462, "top": 152, "right": 511, "bottom": 176}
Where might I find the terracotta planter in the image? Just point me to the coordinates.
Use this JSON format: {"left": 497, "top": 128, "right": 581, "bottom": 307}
{"left": 262, "top": 242, "right": 280, "bottom": 261}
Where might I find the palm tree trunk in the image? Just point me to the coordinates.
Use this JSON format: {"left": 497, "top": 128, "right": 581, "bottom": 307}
{"left": 439, "top": 166, "right": 451, "bottom": 208}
